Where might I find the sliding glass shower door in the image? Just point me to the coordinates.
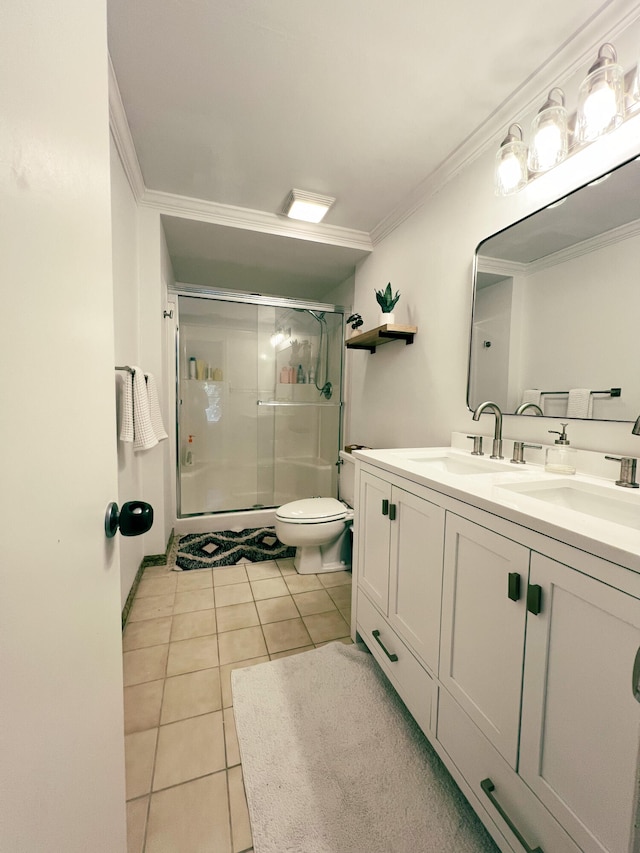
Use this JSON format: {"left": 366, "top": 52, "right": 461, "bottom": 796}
{"left": 177, "top": 294, "right": 343, "bottom": 516}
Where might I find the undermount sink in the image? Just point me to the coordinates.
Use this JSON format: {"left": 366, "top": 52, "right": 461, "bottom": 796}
{"left": 400, "top": 452, "right": 515, "bottom": 476}
{"left": 498, "top": 479, "right": 640, "bottom": 530}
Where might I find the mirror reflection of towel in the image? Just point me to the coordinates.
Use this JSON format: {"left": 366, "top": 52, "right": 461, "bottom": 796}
{"left": 567, "top": 388, "right": 593, "bottom": 418}
{"left": 522, "top": 390, "right": 542, "bottom": 409}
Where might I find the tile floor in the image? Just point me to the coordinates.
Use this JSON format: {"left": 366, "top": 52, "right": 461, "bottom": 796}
{"left": 123, "top": 556, "right": 352, "bottom": 853}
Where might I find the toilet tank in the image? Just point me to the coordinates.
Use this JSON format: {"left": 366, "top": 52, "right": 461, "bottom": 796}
{"left": 338, "top": 451, "right": 356, "bottom": 507}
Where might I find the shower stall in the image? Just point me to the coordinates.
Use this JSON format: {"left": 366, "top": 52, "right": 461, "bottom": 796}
{"left": 175, "top": 291, "right": 344, "bottom": 518}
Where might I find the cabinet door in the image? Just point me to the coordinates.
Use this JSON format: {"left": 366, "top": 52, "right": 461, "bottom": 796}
{"left": 440, "top": 514, "right": 529, "bottom": 768}
{"left": 357, "top": 471, "right": 391, "bottom": 613}
{"left": 388, "top": 487, "right": 445, "bottom": 674}
{"left": 520, "top": 552, "right": 640, "bottom": 853}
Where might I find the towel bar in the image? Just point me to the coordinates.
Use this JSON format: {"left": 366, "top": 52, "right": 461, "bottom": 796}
{"left": 116, "top": 365, "right": 148, "bottom": 378}
{"left": 539, "top": 387, "right": 621, "bottom": 397}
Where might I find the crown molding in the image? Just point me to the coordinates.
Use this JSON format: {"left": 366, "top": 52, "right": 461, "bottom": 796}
{"left": 476, "top": 258, "right": 527, "bottom": 277}
{"left": 477, "top": 217, "right": 640, "bottom": 281}
{"left": 107, "top": 63, "right": 371, "bottom": 254}
{"left": 108, "top": 1, "right": 640, "bottom": 256}
{"left": 108, "top": 55, "right": 145, "bottom": 202}
{"left": 139, "top": 188, "right": 373, "bottom": 252}
{"left": 370, "top": 1, "right": 640, "bottom": 246}
{"left": 524, "top": 217, "right": 640, "bottom": 276}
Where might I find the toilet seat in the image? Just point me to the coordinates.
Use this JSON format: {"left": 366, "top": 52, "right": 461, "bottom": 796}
{"left": 276, "top": 497, "right": 347, "bottom": 524}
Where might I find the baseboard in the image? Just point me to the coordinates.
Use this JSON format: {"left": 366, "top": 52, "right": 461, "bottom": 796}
{"left": 121, "top": 528, "right": 176, "bottom": 630}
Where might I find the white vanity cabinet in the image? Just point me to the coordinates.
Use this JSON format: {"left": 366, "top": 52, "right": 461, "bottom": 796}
{"left": 353, "top": 457, "right": 640, "bottom": 853}
{"left": 355, "top": 469, "right": 445, "bottom": 733}
{"left": 519, "top": 552, "right": 640, "bottom": 853}
{"left": 439, "top": 514, "right": 530, "bottom": 768}
{"left": 357, "top": 469, "right": 445, "bottom": 675}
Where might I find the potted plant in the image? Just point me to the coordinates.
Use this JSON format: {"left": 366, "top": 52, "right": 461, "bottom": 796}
{"left": 346, "top": 313, "right": 364, "bottom": 337}
{"left": 375, "top": 283, "right": 400, "bottom": 325}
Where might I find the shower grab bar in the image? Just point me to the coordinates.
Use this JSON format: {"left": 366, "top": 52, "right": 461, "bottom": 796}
{"left": 257, "top": 401, "right": 341, "bottom": 408}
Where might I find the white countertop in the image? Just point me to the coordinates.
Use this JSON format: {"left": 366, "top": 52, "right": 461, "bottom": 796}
{"left": 352, "top": 442, "right": 640, "bottom": 573}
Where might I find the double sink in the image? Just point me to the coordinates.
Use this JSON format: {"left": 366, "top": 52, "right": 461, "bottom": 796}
{"left": 383, "top": 449, "right": 640, "bottom": 532}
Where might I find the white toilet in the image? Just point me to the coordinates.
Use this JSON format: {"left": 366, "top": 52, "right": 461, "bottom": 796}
{"left": 275, "top": 451, "right": 355, "bottom": 574}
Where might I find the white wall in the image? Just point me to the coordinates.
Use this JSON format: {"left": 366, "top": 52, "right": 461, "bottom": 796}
{"left": 470, "top": 279, "right": 512, "bottom": 410}
{"left": 350, "top": 14, "right": 640, "bottom": 459}
{"left": 160, "top": 228, "right": 176, "bottom": 542}
{"left": 520, "top": 234, "right": 640, "bottom": 420}
{"left": 137, "top": 208, "right": 172, "bottom": 554}
{"left": 111, "top": 138, "right": 146, "bottom": 607}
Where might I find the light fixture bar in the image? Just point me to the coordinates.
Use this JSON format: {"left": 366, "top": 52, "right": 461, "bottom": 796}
{"left": 496, "top": 41, "right": 640, "bottom": 196}
{"left": 283, "top": 189, "right": 336, "bottom": 223}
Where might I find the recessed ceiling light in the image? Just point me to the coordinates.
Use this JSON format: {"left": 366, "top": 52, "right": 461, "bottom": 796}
{"left": 283, "top": 189, "right": 335, "bottom": 223}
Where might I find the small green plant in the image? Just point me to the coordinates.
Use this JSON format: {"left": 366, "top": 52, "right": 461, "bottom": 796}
{"left": 346, "top": 313, "right": 363, "bottom": 331}
{"left": 375, "top": 283, "right": 400, "bottom": 313}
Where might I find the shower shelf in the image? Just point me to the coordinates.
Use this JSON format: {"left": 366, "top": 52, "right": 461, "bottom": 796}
{"left": 345, "top": 323, "right": 417, "bottom": 354}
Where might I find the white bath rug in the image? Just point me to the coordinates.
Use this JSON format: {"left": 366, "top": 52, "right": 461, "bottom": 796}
{"left": 232, "top": 642, "right": 499, "bottom": 853}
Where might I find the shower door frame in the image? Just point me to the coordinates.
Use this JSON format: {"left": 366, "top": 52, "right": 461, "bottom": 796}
{"left": 171, "top": 285, "right": 345, "bottom": 519}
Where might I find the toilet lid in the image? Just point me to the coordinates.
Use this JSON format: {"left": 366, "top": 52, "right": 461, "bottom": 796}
{"left": 276, "top": 497, "right": 347, "bottom": 523}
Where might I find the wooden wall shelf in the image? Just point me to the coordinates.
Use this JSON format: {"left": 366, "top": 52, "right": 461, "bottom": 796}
{"left": 345, "top": 324, "right": 417, "bottom": 354}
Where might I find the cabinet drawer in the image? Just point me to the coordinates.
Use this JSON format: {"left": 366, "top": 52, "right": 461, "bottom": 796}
{"left": 437, "top": 688, "right": 580, "bottom": 853}
{"left": 357, "top": 590, "right": 434, "bottom": 735}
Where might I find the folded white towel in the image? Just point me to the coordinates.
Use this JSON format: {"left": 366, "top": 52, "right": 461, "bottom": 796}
{"left": 146, "top": 373, "right": 168, "bottom": 441}
{"left": 132, "top": 366, "right": 158, "bottom": 450}
{"left": 567, "top": 388, "right": 593, "bottom": 418}
{"left": 521, "top": 390, "right": 542, "bottom": 407}
{"left": 118, "top": 372, "right": 134, "bottom": 442}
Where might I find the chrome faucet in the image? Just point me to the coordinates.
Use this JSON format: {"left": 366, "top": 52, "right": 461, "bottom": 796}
{"left": 515, "top": 402, "right": 543, "bottom": 416}
{"left": 472, "top": 401, "right": 504, "bottom": 459}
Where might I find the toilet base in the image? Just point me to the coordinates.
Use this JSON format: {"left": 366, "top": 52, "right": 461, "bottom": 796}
{"left": 294, "top": 545, "right": 350, "bottom": 575}
{"left": 293, "top": 523, "right": 352, "bottom": 574}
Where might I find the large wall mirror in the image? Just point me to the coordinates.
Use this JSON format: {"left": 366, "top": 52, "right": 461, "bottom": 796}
{"left": 469, "top": 155, "right": 640, "bottom": 422}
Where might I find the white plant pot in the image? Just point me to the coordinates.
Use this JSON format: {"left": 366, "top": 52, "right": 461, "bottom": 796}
{"left": 379, "top": 311, "right": 395, "bottom": 326}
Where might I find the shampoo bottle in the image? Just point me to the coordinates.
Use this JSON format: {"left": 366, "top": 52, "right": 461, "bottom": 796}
{"left": 545, "top": 423, "right": 577, "bottom": 474}
{"left": 297, "top": 364, "right": 305, "bottom": 383}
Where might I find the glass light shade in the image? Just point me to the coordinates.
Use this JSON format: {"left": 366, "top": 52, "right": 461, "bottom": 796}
{"left": 576, "top": 46, "right": 624, "bottom": 143}
{"left": 495, "top": 137, "right": 528, "bottom": 196}
{"left": 287, "top": 199, "right": 330, "bottom": 223}
{"left": 528, "top": 103, "right": 568, "bottom": 172}
{"left": 283, "top": 189, "right": 335, "bottom": 223}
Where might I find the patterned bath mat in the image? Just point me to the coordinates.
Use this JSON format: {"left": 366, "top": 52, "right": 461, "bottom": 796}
{"left": 175, "top": 527, "right": 296, "bottom": 571}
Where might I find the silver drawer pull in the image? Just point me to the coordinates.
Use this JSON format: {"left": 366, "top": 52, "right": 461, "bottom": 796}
{"left": 480, "top": 778, "right": 543, "bottom": 853}
{"left": 372, "top": 629, "right": 398, "bottom": 662}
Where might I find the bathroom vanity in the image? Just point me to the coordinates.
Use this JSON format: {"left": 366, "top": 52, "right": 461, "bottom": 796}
{"left": 351, "top": 442, "right": 640, "bottom": 853}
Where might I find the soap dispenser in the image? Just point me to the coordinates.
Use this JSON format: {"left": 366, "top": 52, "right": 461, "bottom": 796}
{"left": 545, "top": 423, "right": 577, "bottom": 474}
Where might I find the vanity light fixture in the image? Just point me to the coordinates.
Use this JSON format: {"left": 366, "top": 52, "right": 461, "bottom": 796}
{"left": 495, "top": 124, "right": 528, "bottom": 196}
{"left": 528, "top": 88, "right": 568, "bottom": 172}
{"left": 576, "top": 43, "right": 625, "bottom": 143}
{"left": 283, "top": 189, "right": 335, "bottom": 223}
{"left": 496, "top": 40, "right": 640, "bottom": 196}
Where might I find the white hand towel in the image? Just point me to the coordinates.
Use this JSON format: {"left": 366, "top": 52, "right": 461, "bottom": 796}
{"left": 567, "top": 388, "right": 593, "bottom": 418}
{"left": 132, "top": 366, "right": 158, "bottom": 450}
{"left": 118, "top": 372, "right": 134, "bottom": 442}
{"left": 146, "top": 373, "right": 168, "bottom": 441}
{"left": 521, "top": 390, "right": 542, "bottom": 407}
